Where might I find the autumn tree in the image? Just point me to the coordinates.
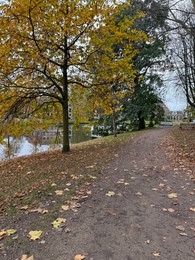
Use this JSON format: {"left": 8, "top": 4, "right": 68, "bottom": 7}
{"left": 170, "top": 3, "right": 195, "bottom": 108}
{"left": 85, "top": 4, "right": 147, "bottom": 136}
{"left": 0, "top": 0, "right": 143, "bottom": 152}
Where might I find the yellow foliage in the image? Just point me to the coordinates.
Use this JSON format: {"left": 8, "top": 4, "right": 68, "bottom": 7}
{"left": 0, "top": 0, "right": 147, "bottom": 134}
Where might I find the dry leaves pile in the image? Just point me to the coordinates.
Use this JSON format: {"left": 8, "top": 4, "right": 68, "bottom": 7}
{"left": 162, "top": 127, "right": 195, "bottom": 179}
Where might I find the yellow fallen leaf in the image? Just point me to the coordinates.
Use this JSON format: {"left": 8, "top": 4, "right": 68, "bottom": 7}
{"left": 61, "top": 205, "right": 69, "bottom": 211}
{"left": 106, "top": 191, "right": 115, "bottom": 197}
{"left": 168, "top": 193, "right": 177, "bottom": 199}
{"left": 51, "top": 183, "right": 57, "bottom": 187}
{"left": 153, "top": 252, "right": 160, "bottom": 257}
{"left": 28, "top": 230, "right": 43, "bottom": 240}
{"left": 52, "top": 218, "right": 66, "bottom": 228}
{"left": 21, "top": 255, "right": 34, "bottom": 260}
{"left": 74, "top": 254, "right": 85, "bottom": 260}
{"left": 55, "top": 190, "right": 63, "bottom": 195}
{"left": 6, "top": 229, "right": 17, "bottom": 236}
{"left": 190, "top": 208, "right": 195, "bottom": 212}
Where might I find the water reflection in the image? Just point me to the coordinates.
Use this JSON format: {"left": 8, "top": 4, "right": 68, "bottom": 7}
{"left": 0, "top": 124, "right": 93, "bottom": 160}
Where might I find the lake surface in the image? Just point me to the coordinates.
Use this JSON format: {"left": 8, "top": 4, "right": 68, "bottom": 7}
{"left": 0, "top": 124, "right": 93, "bottom": 160}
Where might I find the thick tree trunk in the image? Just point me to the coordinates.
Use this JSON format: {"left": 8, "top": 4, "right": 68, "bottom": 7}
{"left": 62, "top": 102, "right": 70, "bottom": 153}
{"left": 138, "top": 112, "right": 145, "bottom": 130}
{"left": 62, "top": 33, "right": 70, "bottom": 153}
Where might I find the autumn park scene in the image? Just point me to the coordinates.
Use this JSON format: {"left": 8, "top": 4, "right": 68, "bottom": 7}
{"left": 0, "top": 0, "right": 195, "bottom": 259}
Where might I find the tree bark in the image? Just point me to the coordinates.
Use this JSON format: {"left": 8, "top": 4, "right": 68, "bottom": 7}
{"left": 192, "top": 0, "right": 195, "bottom": 11}
{"left": 112, "top": 107, "right": 117, "bottom": 137}
{"left": 61, "top": 34, "right": 70, "bottom": 153}
{"left": 138, "top": 112, "right": 145, "bottom": 130}
{"left": 62, "top": 102, "right": 70, "bottom": 153}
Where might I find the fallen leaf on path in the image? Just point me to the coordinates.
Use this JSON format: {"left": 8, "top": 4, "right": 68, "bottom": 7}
{"left": 55, "top": 190, "right": 64, "bottom": 195}
{"left": 85, "top": 165, "right": 95, "bottom": 169}
{"left": 89, "top": 175, "right": 97, "bottom": 179}
{"left": 167, "top": 208, "right": 175, "bottom": 213}
{"left": 28, "top": 230, "right": 43, "bottom": 240}
{"left": 29, "top": 208, "right": 48, "bottom": 214}
{"left": 159, "top": 183, "right": 165, "bottom": 187}
{"left": 162, "top": 208, "right": 168, "bottom": 212}
{"left": 153, "top": 252, "right": 160, "bottom": 257}
{"left": 135, "top": 192, "right": 142, "bottom": 196}
{"left": 152, "top": 188, "right": 158, "bottom": 191}
{"left": 6, "top": 229, "right": 17, "bottom": 236}
{"left": 64, "top": 227, "right": 71, "bottom": 233}
{"left": 180, "top": 232, "right": 187, "bottom": 236}
{"left": 74, "top": 255, "right": 85, "bottom": 260}
{"left": 106, "top": 191, "right": 115, "bottom": 197}
{"left": 20, "top": 205, "right": 29, "bottom": 210}
{"left": 190, "top": 208, "right": 195, "bottom": 212}
{"left": 21, "top": 255, "right": 34, "bottom": 260}
{"left": 107, "top": 210, "right": 117, "bottom": 216}
{"left": 168, "top": 193, "right": 177, "bottom": 199}
{"left": 52, "top": 218, "right": 66, "bottom": 228}
{"left": 0, "top": 231, "right": 6, "bottom": 240}
{"left": 61, "top": 205, "right": 69, "bottom": 211}
{"left": 176, "top": 226, "right": 185, "bottom": 232}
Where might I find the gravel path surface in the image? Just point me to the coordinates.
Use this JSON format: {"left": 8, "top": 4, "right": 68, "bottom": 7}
{"left": 2, "top": 128, "right": 195, "bottom": 260}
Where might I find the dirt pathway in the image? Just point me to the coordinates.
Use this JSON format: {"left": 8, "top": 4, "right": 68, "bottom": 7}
{"left": 4, "top": 128, "right": 195, "bottom": 259}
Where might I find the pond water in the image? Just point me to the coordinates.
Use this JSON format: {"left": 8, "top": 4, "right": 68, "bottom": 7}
{"left": 0, "top": 124, "right": 93, "bottom": 160}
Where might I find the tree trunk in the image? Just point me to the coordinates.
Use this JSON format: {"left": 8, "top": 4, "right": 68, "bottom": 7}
{"left": 149, "top": 112, "right": 155, "bottom": 127}
{"left": 138, "top": 112, "right": 145, "bottom": 130}
{"left": 62, "top": 33, "right": 70, "bottom": 153}
{"left": 62, "top": 102, "right": 70, "bottom": 153}
{"left": 112, "top": 107, "right": 117, "bottom": 137}
{"left": 192, "top": 0, "right": 195, "bottom": 11}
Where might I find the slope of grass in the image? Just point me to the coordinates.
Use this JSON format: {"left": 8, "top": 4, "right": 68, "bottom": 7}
{"left": 0, "top": 132, "right": 138, "bottom": 215}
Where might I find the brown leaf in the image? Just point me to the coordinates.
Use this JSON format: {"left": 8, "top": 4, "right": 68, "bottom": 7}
{"left": 0, "top": 230, "right": 6, "bottom": 240}
{"left": 74, "top": 254, "right": 85, "bottom": 260}
{"left": 55, "top": 190, "right": 63, "bottom": 195}
{"left": 61, "top": 205, "right": 69, "bottom": 211}
{"left": 20, "top": 205, "right": 29, "bottom": 210}
{"left": 176, "top": 226, "right": 185, "bottom": 232}
{"left": 167, "top": 208, "right": 175, "bottom": 213}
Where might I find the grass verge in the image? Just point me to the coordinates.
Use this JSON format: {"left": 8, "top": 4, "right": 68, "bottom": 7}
{"left": 0, "top": 131, "right": 138, "bottom": 216}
